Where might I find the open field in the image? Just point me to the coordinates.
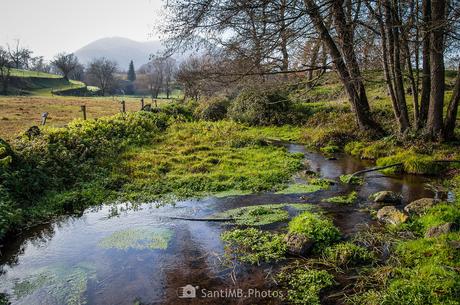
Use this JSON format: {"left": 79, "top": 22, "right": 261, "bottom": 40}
{"left": 0, "top": 95, "right": 172, "bottom": 139}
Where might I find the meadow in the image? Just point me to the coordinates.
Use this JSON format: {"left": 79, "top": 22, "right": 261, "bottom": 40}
{"left": 0, "top": 95, "right": 170, "bottom": 140}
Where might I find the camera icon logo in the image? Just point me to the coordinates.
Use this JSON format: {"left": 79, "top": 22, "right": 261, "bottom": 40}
{"left": 177, "top": 284, "right": 198, "bottom": 298}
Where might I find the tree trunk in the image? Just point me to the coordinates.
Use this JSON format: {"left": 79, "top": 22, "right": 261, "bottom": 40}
{"left": 279, "top": 0, "right": 289, "bottom": 73}
{"left": 384, "top": 0, "right": 410, "bottom": 132}
{"left": 427, "top": 0, "right": 446, "bottom": 137}
{"left": 443, "top": 62, "right": 460, "bottom": 140}
{"left": 304, "top": 0, "right": 380, "bottom": 131}
{"left": 419, "top": 0, "right": 431, "bottom": 127}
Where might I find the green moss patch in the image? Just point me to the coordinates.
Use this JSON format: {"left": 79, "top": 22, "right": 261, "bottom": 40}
{"left": 99, "top": 227, "right": 173, "bottom": 250}
{"left": 288, "top": 211, "right": 340, "bottom": 250}
{"left": 278, "top": 267, "right": 334, "bottom": 305}
{"left": 212, "top": 189, "right": 253, "bottom": 198}
{"left": 275, "top": 183, "right": 325, "bottom": 194}
{"left": 322, "top": 191, "right": 358, "bottom": 205}
{"left": 376, "top": 150, "right": 445, "bottom": 175}
{"left": 213, "top": 203, "right": 314, "bottom": 226}
{"left": 221, "top": 228, "right": 287, "bottom": 264}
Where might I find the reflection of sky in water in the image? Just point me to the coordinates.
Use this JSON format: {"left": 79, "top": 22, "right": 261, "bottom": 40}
{"left": 0, "top": 145, "right": 437, "bottom": 305}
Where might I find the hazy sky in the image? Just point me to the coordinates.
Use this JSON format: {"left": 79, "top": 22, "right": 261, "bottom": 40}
{"left": 1, "top": 0, "right": 164, "bottom": 59}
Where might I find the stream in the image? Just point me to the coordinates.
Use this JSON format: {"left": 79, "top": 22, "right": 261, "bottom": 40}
{"left": 0, "top": 144, "right": 436, "bottom": 305}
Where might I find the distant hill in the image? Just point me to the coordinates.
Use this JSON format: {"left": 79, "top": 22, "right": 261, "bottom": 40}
{"left": 74, "top": 37, "right": 164, "bottom": 71}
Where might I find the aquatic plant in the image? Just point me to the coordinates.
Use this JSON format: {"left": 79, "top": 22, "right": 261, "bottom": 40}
{"left": 323, "top": 242, "right": 374, "bottom": 267}
{"left": 213, "top": 203, "right": 314, "bottom": 225}
{"left": 339, "top": 174, "right": 364, "bottom": 185}
{"left": 11, "top": 263, "right": 97, "bottom": 305}
{"left": 288, "top": 211, "right": 340, "bottom": 250}
{"left": 322, "top": 191, "right": 358, "bottom": 205}
{"left": 278, "top": 267, "right": 334, "bottom": 305}
{"left": 221, "top": 228, "right": 287, "bottom": 264}
{"left": 213, "top": 204, "right": 290, "bottom": 226}
{"left": 99, "top": 227, "right": 173, "bottom": 250}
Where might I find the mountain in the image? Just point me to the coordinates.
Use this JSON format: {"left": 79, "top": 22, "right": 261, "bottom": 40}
{"left": 74, "top": 37, "right": 164, "bottom": 70}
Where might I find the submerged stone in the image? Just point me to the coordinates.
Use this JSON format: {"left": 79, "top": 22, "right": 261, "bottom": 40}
{"left": 404, "top": 198, "right": 438, "bottom": 215}
{"left": 376, "top": 206, "right": 408, "bottom": 225}
{"left": 284, "top": 233, "right": 314, "bottom": 256}
{"left": 369, "top": 191, "right": 401, "bottom": 204}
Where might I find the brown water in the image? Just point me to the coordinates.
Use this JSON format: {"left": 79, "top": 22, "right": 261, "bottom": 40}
{"left": 0, "top": 144, "right": 436, "bottom": 305}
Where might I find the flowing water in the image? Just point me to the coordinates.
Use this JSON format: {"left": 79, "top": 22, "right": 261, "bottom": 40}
{"left": 0, "top": 144, "right": 437, "bottom": 305}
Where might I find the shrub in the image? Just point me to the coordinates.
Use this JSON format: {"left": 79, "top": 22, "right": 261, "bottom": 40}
{"left": 278, "top": 268, "right": 334, "bottom": 305}
{"left": 221, "top": 228, "right": 287, "bottom": 264}
{"left": 227, "top": 87, "right": 292, "bottom": 125}
{"left": 194, "top": 96, "right": 230, "bottom": 121}
{"left": 288, "top": 211, "right": 340, "bottom": 250}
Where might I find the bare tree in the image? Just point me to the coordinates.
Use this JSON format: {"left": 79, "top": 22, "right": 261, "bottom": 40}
{"left": 0, "top": 47, "right": 13, "bottom": 95}
{"left": 86, "top": 58, "right": 118, "bottom": 96}
{"left": 8, "top": 40, "right": 33, "bottom": 69}
{"left": 51, "top": 53, "right": 79, "bottom": 80}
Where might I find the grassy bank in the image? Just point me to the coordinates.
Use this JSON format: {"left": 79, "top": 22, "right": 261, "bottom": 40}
{"left": 0, "top": 107, "right": 307, "bottom": 240}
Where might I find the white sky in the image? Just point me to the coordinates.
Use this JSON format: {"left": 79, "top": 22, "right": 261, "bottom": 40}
{"left": 1, "top": 0, "right": 165, "bottom": 59}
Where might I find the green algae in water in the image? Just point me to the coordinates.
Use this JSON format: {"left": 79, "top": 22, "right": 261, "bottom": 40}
{"left": 275, "top": 183, "right": 324, "bottom": 194}
{"left": 213, "top": 203, "right": 313, "bottom": 226}
{"left": 212, "top": 189, "right": 253, "bottom": 198}
{"left": 99, "top": 227, "right": 173, "bottom": 250}
{"left": 13, "top": 271, "right": 54, "bottom": 299}
{"left": 11, "top": 263, "right": 96, "bottom": 305}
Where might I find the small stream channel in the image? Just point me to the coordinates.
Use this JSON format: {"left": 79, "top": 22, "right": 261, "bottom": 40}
{"left": 0, "top": 144, "right": 437, "bottom": 305}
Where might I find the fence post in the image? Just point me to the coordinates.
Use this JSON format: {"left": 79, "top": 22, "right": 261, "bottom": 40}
{"left": 140, "top": 98, "right": 144, "bottom": 110}
{"left": 41, "top": 112, "right": 48, "bottom": 125}
{"left": 80, "top": 105, "right": 87, "bottom": 120}
{"left": 121, "top": 100, "right": 126, "bottom": 113}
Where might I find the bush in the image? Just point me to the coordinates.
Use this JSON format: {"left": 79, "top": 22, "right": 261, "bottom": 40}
{"left": 0, "top": 112, "right": 169, "bottom": 240}
{"left": 228, "top": 87, "right": 292, "bottom": 125}
{"left": 288, "top": 211, "right": 340, "bottom": 250}
{"left": 194, "top": 96, "right": 230, "bottom": 121}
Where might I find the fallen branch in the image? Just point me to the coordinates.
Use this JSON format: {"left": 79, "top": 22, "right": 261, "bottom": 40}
{"left": 346, "top": 160, "right": 460, "bottom": 182}
{"left": 167, "top": 216, "right": 234, "bottom": 222}
{"left": 348, "top": 163, "right": 403, "bottom": 180}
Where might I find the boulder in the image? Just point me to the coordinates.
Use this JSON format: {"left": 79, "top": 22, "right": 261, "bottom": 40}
{"left": 425, "top": 222, "right": 458, "bottom": 238}
{"left": 284, "top": 233, "right": 314, "bottom": 256}
{"left": 404, "top": 198, "right": 438, "bottom": 215}
{"left": 370, "top": 191, "right": 401, "bottom": 204}
{"left": 376, "top": 206, "right": 408, "bottom": 225}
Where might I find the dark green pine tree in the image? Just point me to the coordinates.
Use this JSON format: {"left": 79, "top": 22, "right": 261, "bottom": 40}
{"left": 127, "top": 60, "right": 136, "bottom": 81}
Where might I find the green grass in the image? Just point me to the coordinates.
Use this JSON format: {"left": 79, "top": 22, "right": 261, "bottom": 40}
{"left": 10, "top": 68, "right": 62, "bottom": 78}
{"left": 117, "top": 121, "right": 304, "bottom": 201}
